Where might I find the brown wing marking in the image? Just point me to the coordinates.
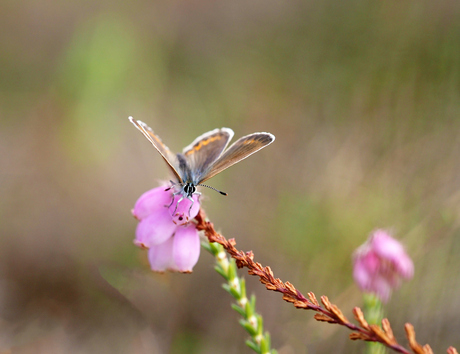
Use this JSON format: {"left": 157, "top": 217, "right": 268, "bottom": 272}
{"left": 182, "top": 128, "right": 234, "bottom": 182}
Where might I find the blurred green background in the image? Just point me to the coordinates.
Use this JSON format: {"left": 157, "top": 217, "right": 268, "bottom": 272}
{"left": 1, "top": 0, "right": 460, "bottom": 352}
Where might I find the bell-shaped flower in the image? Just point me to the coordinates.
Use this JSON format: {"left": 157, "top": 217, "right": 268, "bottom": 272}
{"left": 132, "top": 185, "right": 201, "bottom": 273}
{"left": 353, "top": 229, "right": 414, "bottom": 302}
{"left": 172, "top": 224, "right": 201, "bottom": 273}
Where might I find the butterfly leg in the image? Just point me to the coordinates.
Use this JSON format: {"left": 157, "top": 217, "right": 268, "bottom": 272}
{"left": 165, "top": 180, "right": 177, "bottom": 192}
{"left": 186, "top": 191, "right": 202, "bottom": 215}
{"left": 166, "top": 190, "right": 181, "bottom": 209}
{"left": 186, "top": 195, "right": 195, "bottom": 215}
{"left": 171, "top": 195, "right": 186, "bottom": 216}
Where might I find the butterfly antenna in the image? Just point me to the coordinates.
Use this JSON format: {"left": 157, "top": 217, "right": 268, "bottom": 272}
{"left": 198, "top": 184, "right": 228, "bottom": 196}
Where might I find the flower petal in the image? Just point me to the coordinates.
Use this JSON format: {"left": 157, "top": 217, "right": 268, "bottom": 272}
{"left": 172, "top": 224, "right": 200, "bottom": 273}
{"left": 134, "top": 208, "right": 176, "bottom": 248}
{"left": 371, "top": 230, "right": 404, "bottom": 258}
{"left": 168, "top": 194, "right": 201, "bottom": 225}
{"left": 370, "top": 276, "right": 393, "bottom": 303}
{"left": 353, "top": 256, "right": 373, "bottom": 290}
{"left": 394, "top": 253, "right": 414, "bottom": 279}
{"left": 352, "top": 229, "right": 414, "bottom": 302}
{"left": 371, "top": 230, "right": 414, "bottom": 279}
{"left": 148, "top": 237, "right": 176, "bottom": 272}
{"left": 132, "top": 186, "right": 173, "bottom": 220}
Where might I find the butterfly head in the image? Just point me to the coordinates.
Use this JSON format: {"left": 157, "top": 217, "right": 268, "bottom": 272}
{"left": 182, "top": 181, "right": 197, "bottom": 198}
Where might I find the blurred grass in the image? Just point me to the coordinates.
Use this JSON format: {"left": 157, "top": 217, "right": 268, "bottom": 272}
{"left": 1, "top": 0, "right": 460, "bottom": 352}
{"left": 55, "top": 14, "right": 139, "bottom": 162}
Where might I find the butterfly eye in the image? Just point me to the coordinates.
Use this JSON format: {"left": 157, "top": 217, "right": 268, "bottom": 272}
{"left": 183, "top": 183, "right": 196, "bottom": 197}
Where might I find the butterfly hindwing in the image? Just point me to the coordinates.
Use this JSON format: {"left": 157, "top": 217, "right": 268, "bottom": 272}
{"left": 198, "top": 132, "right": 275, "bottom": 184}
{"left": 129, "top": 117, "right": 183, "bottom": 183}
{"left": 182, "top": 128, "right": 234, "bottom": 183}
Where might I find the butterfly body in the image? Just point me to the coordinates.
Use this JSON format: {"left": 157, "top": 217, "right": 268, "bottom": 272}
{"left": 129, "top": 117, "right": 275, "bottom": 211}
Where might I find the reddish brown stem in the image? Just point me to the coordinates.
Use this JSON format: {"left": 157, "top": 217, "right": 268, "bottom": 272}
{"left": 195, "top": 209, "right": 456, "bottom": 354}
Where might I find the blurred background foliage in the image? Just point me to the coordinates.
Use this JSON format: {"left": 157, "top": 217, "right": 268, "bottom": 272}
{"left": 1, "top": 0, "right": 460, "bottom": 352}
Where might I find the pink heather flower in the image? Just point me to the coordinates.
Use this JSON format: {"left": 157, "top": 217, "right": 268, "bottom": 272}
{"left": 132, "top": 185, "right": 201, "bottom": 273}
{"left": 353, "top": 229, "right": 414, "bottom": 302}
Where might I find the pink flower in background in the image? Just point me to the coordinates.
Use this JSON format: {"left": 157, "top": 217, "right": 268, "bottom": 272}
{"left": 132, "top": 185, "right": 201, "bottom": 273}
{"left": 353, "top": 229, "right": 414, "bottom": 302}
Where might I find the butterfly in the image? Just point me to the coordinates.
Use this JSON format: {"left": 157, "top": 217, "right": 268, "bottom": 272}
{"left": 129, "top": 116, "right": 275, "bottom": 212}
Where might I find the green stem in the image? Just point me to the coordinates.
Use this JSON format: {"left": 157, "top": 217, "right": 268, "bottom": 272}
{"left": 202, "top": 241, "right": 277, "bottom": 354}
{"left": 363, "top": 293, "right": 387, "bottom": 354}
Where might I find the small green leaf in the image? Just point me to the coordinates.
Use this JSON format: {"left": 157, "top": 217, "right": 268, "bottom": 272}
{"left": 245, "top": 340, "right": 260, "bottom": 353}
{"left": 240, "top": 278, "right": 247, "bottom": 298}
{"left": 231, "top": 304, "right": 246, "bottom": 317}
{"left": 228, "top": 260, "right": 237, "bottom": 280}
{"left": 210, "top": 242, "right": 223, "bottom": 254}
{"left": 222, "top": 284, "right": 232, "bottom": 293}
{"left": 229, "top": 284, "right": 241, "bottom": 298}
{"left": 214, "top": 265, "right": 227, "bottom": 278}
{"left": 260, "top": 337, "right": 269, "bottom": 353}
{"left": 201, "top": 241, "right": 212, "bottom": 253}
{"left": 246, "top": 298, "right": 255, "bottom": 318}
{"left": 240, "top": 320, "right": 258, "bottom": 336}
{"left": 250, "top": 294, "right": 256, "bottom": 308}
{"left": 257, "top": 316, "right": 264, "bottom": 335}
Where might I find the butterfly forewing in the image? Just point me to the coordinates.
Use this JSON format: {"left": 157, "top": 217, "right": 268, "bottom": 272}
{"left": 129, "top": 117, "right": 183, "bottom": 183}
{"left": 198, "top": 132, "right": 275, "bottom": 184}
{"left": 182, "top": 128, "right": 234, "bottom": 183}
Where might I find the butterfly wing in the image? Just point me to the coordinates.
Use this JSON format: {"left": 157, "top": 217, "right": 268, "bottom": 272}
{"left": 198, "top": 132, "right": 275, "bottom": 184}
{"left": 182, "top": 128, "right": 234, "bottom": 183}
{"left": 129, "top": 117, "right": 183, "bottom": 183}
